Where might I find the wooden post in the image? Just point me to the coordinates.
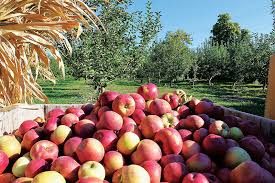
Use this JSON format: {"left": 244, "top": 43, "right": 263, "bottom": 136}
{"left": 265, "top": 55, "right": 275, "bottom": 120}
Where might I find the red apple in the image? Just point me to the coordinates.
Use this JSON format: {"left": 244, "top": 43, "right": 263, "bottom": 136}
{"left": 182, "top": 140, "right": 201, "bottom": 159}
{"left": 182, "top": 173, "right": 209, "bottom": 183}
{"left": 0, "top": 150, "right": 9, "bottom": 174}
{"left": 215, "top": 168, "right": 231, "bottom": 183}
{"left": 188, "top": 97, "right": 200, "bottom": 110}
{"left": 65, "top": 107, "right": 85, "bottom": 119}
{"left": 112, "top": 165, "right": 150, "bottom": 183}
{"left": 148, "top": 99, "right": 172, "bottom": 116}
{"left": 163, "top": 162, "right": 188, "bottom": 183}
{"left": 98, "top": 106, "right": 111, "bottom": 118}
{"left": 178, "top": 129, "right": 192, "bottom": 142}
{"left": 209, "top": 121, "right": 229, "bottom": 138}
{"left": 84, "top": 114, "right": 98, "bottom": 124}
{"left": 239, "top": 136, "right": 265, "bottom": 161}
{"left": 76, "top": 138, "right": 105, "bottom": 163}
{"left": 60, "top": 113, "right": 79, "bottom": 127}
{"left": 184, "top": 115, "right": 204, "bottom": 131}
{"left": 19, "top": 120, "right": 39, "bottom": 136}
{"left": 81, "top": 103, "right": 94, "bottom": 115}
{"left": 12, "top": 177, "right": 33, "bottom": 183}
{"left": 210, "top": 105, "right": 224, "bottom": 120}
{"left": 50, "top": 125, "right": 72, "bottom": 145}
{"left": 118, "top": 122, "right": 142, "bottom": 138}
{"left": 202, "top": 134, "right": 227, "bottom": 156}
{"left": 223, "top": 115, "right": 241, "bottom": 127}
{"left": 202, "top": 173, "right": 221, "bottom": 183}
{"left": 97, "top": 111, "right": 123, "bottom": 131}
{"left": 186, "top": 153, "right": 212, "bottom": 173}
{"left": 131, "top": 139, "right": 162, "bottom": 164}
{"left": 51, "top": 156, "right": 80, "bottom": 182}
{"left": 122, "top": 117, "right": 136, "bottom": 126}
{"left": 0, "top": 173, "right": 16, "bottom": 183}
{"left": 238, "top": 120, "right": 259, "bottom": 136}
{"left": 93, "top": 130, "right": 118, "bottom": 152}
{"left": 30, "top": 140, "right": 58, "bottom": 161}
{"left": 137, "top": 83, "right": 159, "bottom": 101}
{"left": 74, "top": 119, "right": 95, "bottom": 138}
{"left": 103, "top": 151, "right": 124, "bottom": 176}
{"left": 99, "top": 91, "right": 119, "bottom": 106}
{"left": 226, "top": 139, "right": 239, "bottom": 149}
{"left": 154, "top": 128, "right": 183, "bottom": 155}
{"left": 64, "top": 137, "right": 82, "bottom": 158}
{"left": 199, "top": 114, "right": 211, "bottom": 128}
{"left": 193, "top": 128, "right": 208, "bottom": 143}
{"left": 21, "top": 129, "right": 40, "bottom": 151}
{"left": 140, "top": 161, "right": 161, "bottom": 183}
{"left": 161, "top": 113, "right": 179, "bottom": 128}
{"left": 45, "top": 108, "right": 64, "bottom": 120}
{"left": 160, "top": 154, "right": 185, "bottom": 168}
{"left": 77, "top": 177, "right": 108, "bottom": 183}
{"left": 140, "top": 115, "right": 164, "bottom": 139}
{"left": 161, "top": 93, "right": 180, "bottom": 109}
{"left": 195, "top": 101, "right": 213, "bottom": 115}
{"left": 131, "top": 109, "right": 146, "bottom": 125}
{"left": 112, "top": 94, "right": 135, "bottom": 117}
{"left": 25, "top": 159, "right": 49, "bottom": 178}
{"left": 171, "top": 110, "right": 180, "bottom": 119}
{"left": 130, "top": 93, "right": 146, "bottom": 110}
{"left": 177, "top": 105, "right": 190, "bottom": 119}
{"left": 43, "top": 117, "right": 59, "bottom": 135}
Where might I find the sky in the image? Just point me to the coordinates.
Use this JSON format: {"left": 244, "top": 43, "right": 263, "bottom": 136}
{"left": 129, "top": 0, "right": 273, "bottom": 47}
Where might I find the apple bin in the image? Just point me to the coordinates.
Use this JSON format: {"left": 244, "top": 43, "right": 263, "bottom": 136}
{"left": 0, "top": 84, "right": 275, "bottom": 183}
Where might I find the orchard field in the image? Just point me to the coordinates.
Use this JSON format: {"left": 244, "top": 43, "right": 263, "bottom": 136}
{"left": 38, "top": 78, "right": 266, "bottom": 117}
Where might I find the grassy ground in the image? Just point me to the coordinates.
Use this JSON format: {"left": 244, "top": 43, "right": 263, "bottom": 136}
{"left": 38, "top": 78, "right": 266, "bottom": 116}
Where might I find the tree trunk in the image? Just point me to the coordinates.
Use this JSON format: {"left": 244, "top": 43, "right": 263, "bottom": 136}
{"left": 232, "top": 81, "right": 238, "bottom": 89}
{"left": 170, "top": 79, "right": 173, "bottom": 87}
{"left": 148, "top": 77, "right": 151, "bottom": 83}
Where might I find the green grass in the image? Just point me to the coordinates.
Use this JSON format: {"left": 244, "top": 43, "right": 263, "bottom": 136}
{"left": 38, "top": 78, "right": 267, "bottom": 116}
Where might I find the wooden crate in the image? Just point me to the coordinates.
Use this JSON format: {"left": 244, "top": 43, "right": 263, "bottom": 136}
{"left": 1, "top": 104, "right": 275, "bottom": 142}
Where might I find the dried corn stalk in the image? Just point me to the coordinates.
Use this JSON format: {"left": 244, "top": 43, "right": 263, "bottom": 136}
{"left": 0, "top": 0, "right": 102, "bottom": 107}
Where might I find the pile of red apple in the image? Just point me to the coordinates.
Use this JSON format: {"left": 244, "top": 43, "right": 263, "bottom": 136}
{"left": 0, "top": 83, "right": 275, "bottom": 183}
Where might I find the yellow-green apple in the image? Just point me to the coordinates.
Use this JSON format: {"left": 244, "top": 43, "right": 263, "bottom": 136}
{"left": 32, "top": 171, "right": 66, "bottom": 183}
{"left": 12, "top": 154, "right": 31, "bottom": 177}
{"left": 193, "top": 128, "right": 208, "bottom": 143}
{"left": 131, "top": 139, "right": 162, "bottom": 164}
{"left": 81, "top": 103, "right": 94, "bottom": 115}
{"left": 76, "top": 138, "right": 105, "bottom": 163}
{"left": 230, "top": 160, "right": 275, "bottom": 183}
{"left": 130, "top": 93, "right": 146, "bottom": 110}
{"left": 0, "top": 173, "right": 16, "bottom": 183}
{"left": 77, "top": 177, "right": 109, "bottom": 183}
{"left": 184, "top": 115, "right": 204, "bottom": 131}
{"left": 148, "top": 99, "right": 172, "bottom": 116}
{"left": 119, "top": 122, "right": 142, "bottom": 138}
{"left": 74, "top": 119, "right": 95, "bottom": 138}
{"left": 209, "top": 121, "right": 229, "bottom": 138}
{"left": 0, "top": 150, "right": 9, "bottom": 174}
{"left": 98, "top": 106, "right": 111, "bottom": 117}
{"left": 78, "top": 161, "right": 105, "bottom": 180}
{"left": 99, "top": 91, "right": 119, "bottom": 106}
{"left": 30, "top": 140, "right": 58, "bottom": 161}
{"left": 224, "top": 147, "right": 251, "bottom": 168}
{"left": 60, "top": 113, "right": 79, "bottom": 127}
{"left": 140, "top": 115, "right": 164, "bottom": 139}
{"left": 50, "top": 125, "right": 72, "bottom": 145}
{"left": 163, "top": 162, "right": 188, "bottom": 183}
{"left": 195, "top": 101, "right": 213, "bottom": 115}
{"left": 112, "top": 165, "right": 150, "bottom": 183}
{"left": 202, "top": 134, "right": 227, "bottom": 156}
{"left": 137, "top": 83, "right": 159, "bottom": 101}
{"left": 45, "top": 108, "right": 65, "bottom": 120}
{"left": 131, "top": 109, "right": 146, "bottom": 125}
{"left": 21, "top": 129, "right": 40, "bottom": 151}
{"left": 178, "top": 129, "right": 192, "bottom": 142}
{"left": 25, "top": 159, "right": 48, "bottom": 178}
{"left": 161, "top": 113, "right": 179, "bottom": 128}
{"left": 228, "top": 127, "right": 244, "bottom": 141}
{"left": 215, "top": 168, "right": 231, "bottom": 183}
{"left": 188, "top": 97, "right": 200, "bottom": 110}
{"left": 117, "top": 132, "right": 140, "bottom": 155}
{"left": 103, "top": 151, "right": 124, "bottom": 176}
{"left": 160, "top": 154, "right": 184, "bottom": 168}
{"left": 177, "top": 105, "right": 190, "bottom": 119}
{"left": 43, "top": 117, "right": 59, "bottom": 135}
{"left": 182, "top": 173, "right": 209, "bottom": 183}
{"left": 93, "top": 130, "right": 118, "bottom": 152}
{"left": 0, "top": 135, "right": 21, "bottom": 158}
{"left": 18, "top": 120, "right": 39, "bottom": 136}
{"left": 239, "top": 136, "right": 265, "bottom": 161}
{"left": 64, "top": 137, "right": 82, "bottom": 157}
{"left": 182, "top": 140, "right": 201, "bottom": 159}
{"left": 186, "top": 153, "right": 212, "bottom": 172}
{"left": 65, "top": 107, "right": 85, "bottom": 119}
{"left": 154, "top": 128, "right": 183, "bottom": 155}
{"left": 112, "top": 94, "right": 136, "bottom": 117}
{"left": 161, "top": 93, "right": 180, "bottom": 109}
{"left": 12, "top": 177, "right": 33, "bottom": 183}
{"left": 97, "top": 111, "right": 123, "bottom": 131}
{"left": 51, "top": 156, "right": 80, "bottom": 182}
{"left": 140, "top": 161, "right": 161, "bottom": 183}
